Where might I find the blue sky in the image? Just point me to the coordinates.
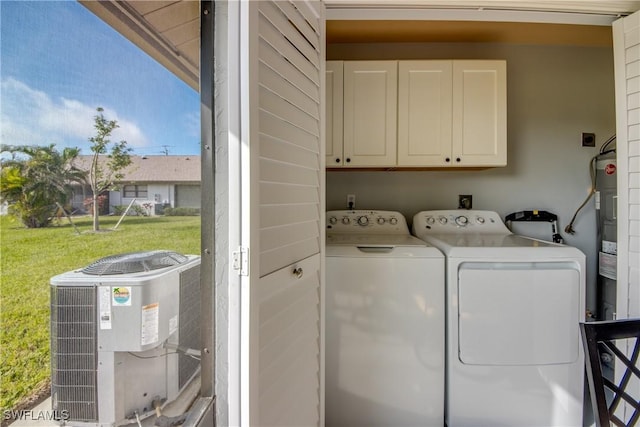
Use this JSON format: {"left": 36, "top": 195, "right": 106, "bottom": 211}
{"left": 1, "top": 1, "right": 200, "bottom": 156}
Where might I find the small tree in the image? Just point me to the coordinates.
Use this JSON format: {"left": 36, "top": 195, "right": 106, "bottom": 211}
{"left": 0, "top": 144, "right": 85, "bottom": 228}
{"left": 87, "top": 107, "right": 132, "bottom": 231}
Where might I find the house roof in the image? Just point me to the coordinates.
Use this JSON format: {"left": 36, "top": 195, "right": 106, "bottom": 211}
{"left": 76, "top": 155, "right": 201, "bottom": 183}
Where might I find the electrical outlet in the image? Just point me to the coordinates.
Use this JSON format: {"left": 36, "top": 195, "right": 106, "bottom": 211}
{"left": 582, "top": 132, "right": 596, "bottom": 147}
{"left": 347, "top": 194, "right": 356, "bottom": 210}
{"left": 458, "top": 195, "right": 472, "bottom": 210}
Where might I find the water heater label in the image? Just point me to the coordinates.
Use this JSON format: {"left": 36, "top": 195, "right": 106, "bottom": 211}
{"left": 599, "top": 252, "right": 617, "bottom": 280}
{"left": 602, "top": 240, "right": 617, "bottom": 255}
{"left": 141, "top": 303, "right": 159, "bottom": 346}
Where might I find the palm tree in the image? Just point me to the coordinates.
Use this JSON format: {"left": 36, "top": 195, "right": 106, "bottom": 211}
{"left": 0, "top": 144, "right": 86, "bottom": 228}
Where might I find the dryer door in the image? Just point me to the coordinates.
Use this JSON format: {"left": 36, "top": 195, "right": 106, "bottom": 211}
{"left": 457, "top": 262, "right": 581, "bottom": 365}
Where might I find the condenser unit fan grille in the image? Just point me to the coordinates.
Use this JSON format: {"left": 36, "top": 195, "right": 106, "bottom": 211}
{"left": 81, "top": 250, "right": 189, "bottom": 275}
{"left": 51, "top": 286, "right": 98, "bottom": 422}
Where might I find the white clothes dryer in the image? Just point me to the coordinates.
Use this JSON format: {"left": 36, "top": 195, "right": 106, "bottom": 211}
{"left": 412, "top": 210, "right": 585, "bottom": 427}
{"left": 325, "top": 210, "right": 445, "bottom": 427}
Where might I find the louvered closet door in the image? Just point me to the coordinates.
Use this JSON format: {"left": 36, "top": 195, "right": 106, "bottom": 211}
{"left": 242, "top": 1, "right": 325, "bottom": 426}
{"left": 612, "top": 8, "right": 640, "bottom": 421}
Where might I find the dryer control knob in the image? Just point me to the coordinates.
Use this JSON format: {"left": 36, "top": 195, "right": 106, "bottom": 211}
{"left": 377, "top": 217, "right": 386, "bottom": 225}
{"left": 426, "top": 217, "right": 435, "bottom": 225}
{"left": 455, "top": 216, "right": 469, "bottom": 226}
{"left": 342, "top": 217, "right": 350, "bottom": 225}
{"left": 329, "top": 216, "right": 337, "bottom": 225}
{"left": 389, "top": 217, "right": 398, "bottom": 225}
{"left": 439, "top": 216, "right": 448, "bottom": 225}
{"left": 357, "top": 216, "right": 369, "bottom": 226}
{"left": 476, "top": 216, "right": 485, "bottom": 224}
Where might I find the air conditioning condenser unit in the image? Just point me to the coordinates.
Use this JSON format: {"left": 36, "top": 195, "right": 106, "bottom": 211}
{"left": 50, "top": 250, "right": 201, "bottom": 426}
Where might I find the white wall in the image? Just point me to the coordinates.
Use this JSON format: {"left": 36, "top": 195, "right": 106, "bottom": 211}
{"left": 109, "top": 184, "right": 173, "bottom": 215}
{"left": 148, "top": 184, "right": 174, "bottom": 205}
{"left": 326, "top": 42, "right": 616, "bottom": 315}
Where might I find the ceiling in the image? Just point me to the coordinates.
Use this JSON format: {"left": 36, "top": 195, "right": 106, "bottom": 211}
{"left": 80, "top": 1, "right": 640, "bottom": 91}
{"left": 326, "top": 20, "right": 614, "bottom": 45}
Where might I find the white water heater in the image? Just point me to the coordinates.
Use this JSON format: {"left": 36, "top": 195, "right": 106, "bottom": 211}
{"left": 50, "top": 251, "right": 200, "bottom": 426}
{"left": 596, "top": 154, "right": 617, "bottom": 320}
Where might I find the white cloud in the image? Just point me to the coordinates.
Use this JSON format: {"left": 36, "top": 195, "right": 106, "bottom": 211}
{"left": 0, "top": 77, "right": 149, "bottom": 151}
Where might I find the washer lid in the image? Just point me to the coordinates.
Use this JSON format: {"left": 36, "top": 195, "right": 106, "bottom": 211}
{"left": 326, "top": 233, "right": 429, "bottom": 247}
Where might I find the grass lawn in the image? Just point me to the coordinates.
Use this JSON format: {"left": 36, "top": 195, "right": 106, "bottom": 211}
{"left": 0, "top": 214, "right": 200, "bottom": 413}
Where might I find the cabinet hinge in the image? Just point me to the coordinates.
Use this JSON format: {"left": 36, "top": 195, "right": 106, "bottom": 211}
{"left": 232, "top": 247, "right": 249, "bottom": 276}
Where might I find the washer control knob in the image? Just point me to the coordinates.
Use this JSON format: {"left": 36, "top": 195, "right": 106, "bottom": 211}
{"left": 426, "top": 217, "right": 435, "bottom": 225}
{"left": 389, "top": 217, "right": 398, "bottom": 225}
{"left": 328, "top": 216, "right": 337, "bottom": 225}
{"left": 342, "top": 216, "right": 350, "bottom": 225}
{"left": 439, "top": 216, "right": 448, "bottom": 225}
{"left": 455, "top": 216, "right": 469, "bottom": 226}
{"left": 357, "top": 216, "right": 369, "bottom": 226}
{"left": 476, "top": 216, "right": 485, "bottom": 224}
{"left": 377, "top": 217, "right": 386, "bottom": 225}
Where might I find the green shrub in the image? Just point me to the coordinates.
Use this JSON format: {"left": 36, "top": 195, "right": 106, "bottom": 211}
{"left": 163, "top": 207, "right": 200, "bottom": 216}
{"left": 112, "top": 204, "right": 148, "bottom": 216}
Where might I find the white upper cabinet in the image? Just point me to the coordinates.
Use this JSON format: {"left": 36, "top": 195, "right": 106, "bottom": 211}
{"left": 329, "top": 59, "right": 506, "bottom": 169}
{"left": 398, "top": 61, "right": 453, "bottom": 166}
{"left": 452, "top": 60, "right": 507, "bottom": 167}
{"left": 398, "top": 60, "right": 507, "bottom": 167}
{"left": 326, "top": 61, "right": 344, "bottom": 167}
{"left": 342, "top": 61, "right": 398, "bottom": 167}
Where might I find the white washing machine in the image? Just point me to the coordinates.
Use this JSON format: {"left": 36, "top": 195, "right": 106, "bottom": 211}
{"left": 325, "top": 210, "right": 445, "bottom": 427}
{"left": 412, "top": 210, "right": 585, "bottom": 427}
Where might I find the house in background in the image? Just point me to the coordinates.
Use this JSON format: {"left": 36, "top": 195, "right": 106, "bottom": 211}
{"left": 70, "top": 155, "right": 201, "bottom": 215}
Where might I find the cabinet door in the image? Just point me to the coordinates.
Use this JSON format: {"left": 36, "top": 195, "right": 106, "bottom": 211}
{"left": 452, "top": 60, "right": 507, "bottom": 166}
{"left": 398, "top": 61, "right": 453, "bottom": 166}
{"left": 326, "top": 61, "right": 344, "bottom": 166}
{"left": 343, "top": 61, "right": 397, "bottom": 167}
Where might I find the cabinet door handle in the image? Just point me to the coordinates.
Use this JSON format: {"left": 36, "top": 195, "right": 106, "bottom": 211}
{"left": 335, "top": 158, "right": 341, "bottom": 163}
{"left": 445, "top": 157, "right": 451, "bottom": 163}
{"left": 456, "top": 157, "right": 461, "bottom": 163}
{"left": 346, "top": 158, "right": 351, "bottom": 163}
{"left": 293, "top": 267, "right": 303, "bottom": 279}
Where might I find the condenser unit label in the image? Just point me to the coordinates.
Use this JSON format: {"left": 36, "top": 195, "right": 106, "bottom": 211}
{"left": 112, "top": 286, "right": 131, "bottom": 306}
{"left": 169, "top": 315, "right": 178, "bottom": 336}
{"left": 99, "top": 286, "right": 112, "bottom": 330}
{"left": 141, "top": 303, "right": 159, "bottom": 346}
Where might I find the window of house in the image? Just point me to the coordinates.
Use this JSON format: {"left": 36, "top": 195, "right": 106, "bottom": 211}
{"left": 123, "top": 185, "right": 148, "bottom": 198}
